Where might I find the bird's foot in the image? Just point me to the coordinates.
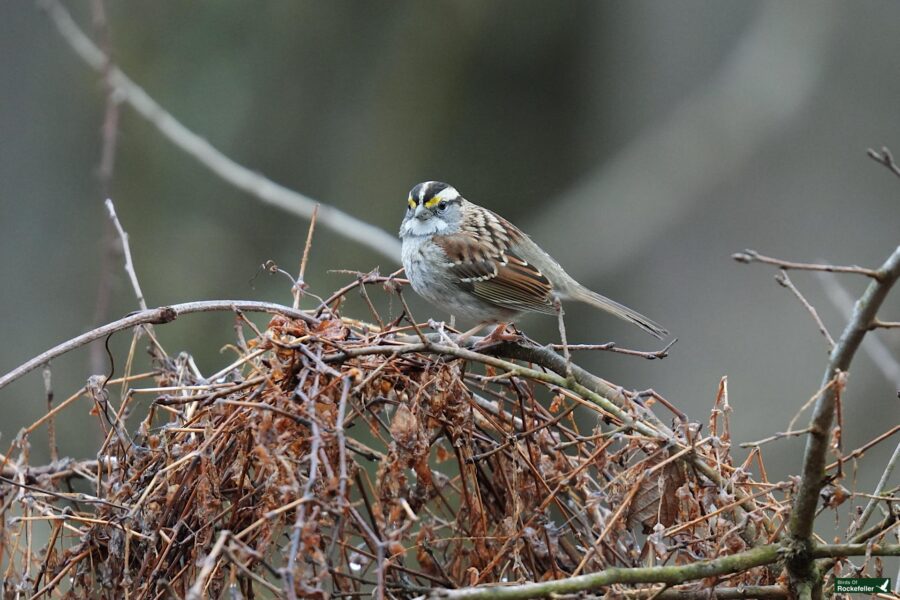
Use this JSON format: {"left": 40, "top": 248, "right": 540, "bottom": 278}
{"left": 472, "top": 323, "right": 522, "bottom": 351}
{"left": 427, "top": 319, "right": 457, "bottom": 345}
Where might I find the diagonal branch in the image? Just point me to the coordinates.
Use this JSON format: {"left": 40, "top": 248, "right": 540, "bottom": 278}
{"left": 816, "top": 270, "right": 900, "bottom": 385}
{"left": 867, "top": 146, "right": 900, "bottom": 180}
{"left": 38, "top": 0, "right": 401, "bottom": 264}
{"left": 774, "top": 270, "right": 834, "bottom": 351}
{"left": 786, "top": 245, "right": 900, "bottom": 591}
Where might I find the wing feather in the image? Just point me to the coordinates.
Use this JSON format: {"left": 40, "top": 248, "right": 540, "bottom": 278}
{"left": 433, "top": 213, "right": 556, "bottom": 316}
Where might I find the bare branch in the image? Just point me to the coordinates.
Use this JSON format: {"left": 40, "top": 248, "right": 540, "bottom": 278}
{"left": 549, "top": 337, "right": 677, "bottom": 360}
{"left": 867, "top": 146, "right": 900, "bottom": 180}
{"left": 774, "top": 270, "right": 834, "bottom": 350}
{"left": 740, "top": 427, "right": 812, "bottom": 449}
{"left": 849, "top": 441, "right": 900, "bottom": 537}
{"left": 871, "top": 319, "right": 900, "bottom": 329}
{"left": 430, "top": 544, "right": 900, "bottom": 599}
{"left": 88, "top": 0, "right": 121, "bottom": 372}
{"left": 293, "top": 204, "right": 319, "bottom": 310}
{"left": 42, "top": 366, "right": 58, "bottom": 462}
{"left": 622, "top": 585, "right": 788, "bottom": 600}
{"left": 816, "top": 270, "right": 900, "bottom": 385}
{"left": 186, "top": 530, "right": 230, "bottom": 600}
{"left": 38, "top": 0, "right": 401, "bottom": 264}
{"left": 104, "top": 199, "right": 147, "bottom": 311}
{"left": 786, "top": 245, "right": 900, "bottom": 592}
{"left": 0, "top": 301, "right": 317, "bottom": 392}
{"left": 733, "top": 250, "right": 882, "bottom": 279}
{"left": 826, "top": 424, "right": 899, "bottom": 472}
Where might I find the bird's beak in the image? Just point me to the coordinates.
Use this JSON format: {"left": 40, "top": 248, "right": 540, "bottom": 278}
{"left": 414, "top": 204, "right": 431, "bottom": 220}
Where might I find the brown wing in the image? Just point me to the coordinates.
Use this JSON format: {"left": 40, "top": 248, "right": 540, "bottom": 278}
{"left": 433, "top": 207, "right": 556, "bottom": 315}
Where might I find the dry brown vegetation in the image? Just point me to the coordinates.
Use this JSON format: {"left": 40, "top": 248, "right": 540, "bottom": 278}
{"left": 0, "top": 242, "right": 897, "bottom": 599}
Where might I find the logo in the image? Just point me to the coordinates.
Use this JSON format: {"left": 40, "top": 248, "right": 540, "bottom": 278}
{"left": 834, "top": 578, "right": 892, "bottom": 595}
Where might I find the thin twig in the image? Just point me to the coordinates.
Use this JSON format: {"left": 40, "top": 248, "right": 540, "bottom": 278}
{"left": 774, "top": 270, "right": 834, "bottom": 350}
{"left": 867, "top": 146, "right": 900, "bottom": 180}
{"left": 826, "top": 424, "right": 899, "bottom": 471}
{"left": 42, "top": 366, "right": 58, "bottom": 463}
{"left": 849, "top": 441, "right": 900, "bottom": 537}
{"left": 293, "top": 203, "right": 319, "bottom": 310}
{"left": 0, "top": 475, "right": 127, "bottom": 510}
{"left": 740, "top": 427, "right": 813, "bottom": 449}
{"left": 88, "top": 0, "right": 121, "bottom": 373}
{"left": 553, "top": 298, "right": 573, "bottom": 378}
{"left": 550, "top": 338, "right": 677, "bottom": 360}
{"left": 286, "top": 380, "right": 323, "bottom": 599}
{"left": 733, "top": 249, "right": 882, "bottom": 279}
{"left": 335, "top": 376, "right": 351, "bottom": 506}
{"left": 38, "top": 0, "right": 401, "bottom": 263}
{"left": 90, "top": 0, "right": 118, "bottom": 197}
{"left": 396, "top": 291, "right": 428, "bottom": 344}
{"left": 573, "top": 472, "right": 646, "bottom": 575}
{"left": 186, "top": 530, "right": 230, "bottom": 600}
{"left": 871, "top": 319, "right": 900, "bottom": 329}
{"left": 787, "top": 377, "right": 838, "bottom": 433}
{"left": 816, "top": 270, "right": 900, "bottom": 385}
{"left": 104, "top": 199, "right": 147, "bottom": 311}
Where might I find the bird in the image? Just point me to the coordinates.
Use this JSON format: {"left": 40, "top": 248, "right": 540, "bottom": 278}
{"left": 399, "top": 181, "right": 668, "bottom": 341}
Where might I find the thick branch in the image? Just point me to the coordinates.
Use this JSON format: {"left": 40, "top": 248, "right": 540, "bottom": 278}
{"left": 623, "top": 586, "right": 788, "bottom": 600}
{"left": 0, "top": 301, "right": 316, "bottom": 392}
{"left": 787, "top": 246, "right": 900, "bottom": 587}
{"left": 622, "top": 586, "right": 788, "bottom": 600}
{"left": 431, "top": 544, "right": 900, "bottom": 600}
{"left": 432, "top": 545, "right": 780, "bottom": 600}
{"left": 789, "top": 246, "right": 900, "bottom": 539}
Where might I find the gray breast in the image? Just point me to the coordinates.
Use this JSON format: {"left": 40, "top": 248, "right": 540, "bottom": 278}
{"left": 401, "top": 236, "right": 519, "bottom": 323}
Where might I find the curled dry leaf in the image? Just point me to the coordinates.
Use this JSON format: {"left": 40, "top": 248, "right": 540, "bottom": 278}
{"left": 627, "top": 453, "right": 688, "bottom": 533}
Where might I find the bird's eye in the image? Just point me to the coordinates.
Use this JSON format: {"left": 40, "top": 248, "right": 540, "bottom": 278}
{"left": 438, "top": 200, "right": 448, "bottom": 211}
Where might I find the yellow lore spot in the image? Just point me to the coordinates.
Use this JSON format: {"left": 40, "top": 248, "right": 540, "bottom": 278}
{"left": 407, "top": 197, "right": 416, "bottom": 209}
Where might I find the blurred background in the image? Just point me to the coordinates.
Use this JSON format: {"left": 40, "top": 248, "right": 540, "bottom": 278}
{"left": 1, "top": 0, "right": 897, "bottom": 535}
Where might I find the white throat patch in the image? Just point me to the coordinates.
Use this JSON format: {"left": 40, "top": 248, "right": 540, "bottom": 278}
{"left": 402, "top": 217, "right": 448, "bottom": 237}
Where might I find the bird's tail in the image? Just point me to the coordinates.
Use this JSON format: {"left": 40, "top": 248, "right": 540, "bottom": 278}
{"left": 568, "top": 285, "right": 668, "bottom": 339}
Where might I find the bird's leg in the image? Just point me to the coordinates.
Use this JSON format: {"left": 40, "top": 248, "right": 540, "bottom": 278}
{"left": 472, "top": 322, "right": 524, "bottom": 351}
{"left": 553, "top": 297, "right": 573, "bottom": 378}
{"left": 427, "top": 319, "right": 456, "bottom": 345}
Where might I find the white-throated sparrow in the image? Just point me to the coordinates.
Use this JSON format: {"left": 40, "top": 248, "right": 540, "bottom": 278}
{"left": 399, "top": 181, "right": 668, "bottom": 339}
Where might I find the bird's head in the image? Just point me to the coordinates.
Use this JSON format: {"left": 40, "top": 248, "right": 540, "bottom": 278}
{"left": 400, "top": 181, "right": 464, "bottom": 237}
